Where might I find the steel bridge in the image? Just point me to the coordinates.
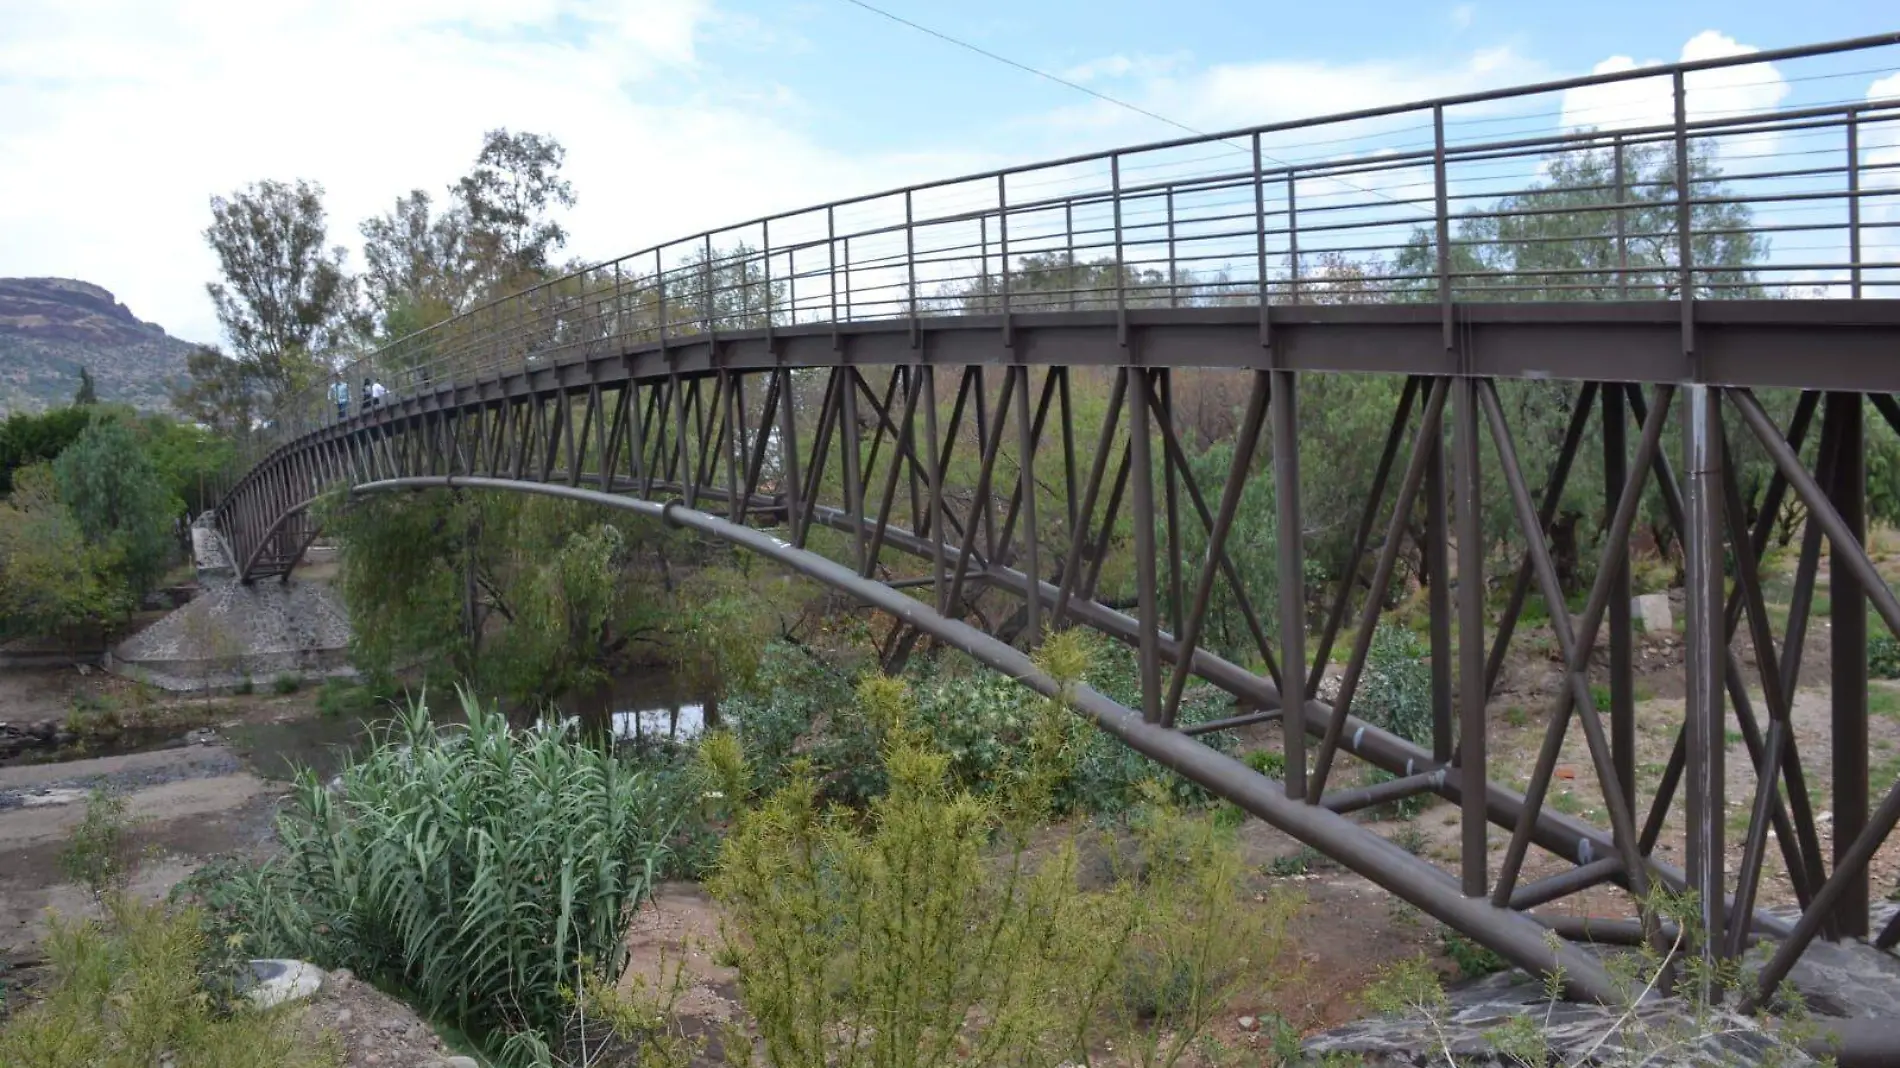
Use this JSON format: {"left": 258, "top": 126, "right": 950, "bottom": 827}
{"left": 216, "top": 34, "right": 1900, "bottom": 1022}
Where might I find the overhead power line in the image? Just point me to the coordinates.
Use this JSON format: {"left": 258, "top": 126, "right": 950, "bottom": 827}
{"left": 834, "top": 0, "right": 1430, "bottom": 216}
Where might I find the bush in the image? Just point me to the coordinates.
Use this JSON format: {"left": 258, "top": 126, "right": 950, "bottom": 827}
{"left": 314, "top": 678, "right": 376, "bottom": 719}
{"left": 271, "top": 673, "right": 301, "bottom": 695}
{"left": 708, "top": 675, "right": 1301, "bottom": 1068}
{"left": 1872, "top": 631, "right": 1900, "bottom": 679}
{"left": 58, "top": 789, "right": 140, "bottom": 901}
{"left": 1357, "top": 623, "right": 1435, "bottom": 819}
{"left": 0, "top": 897, "right": 339, "bottom": 1068}
{"left": 212, "top": 690, "right": 676, "bottom": 1046}
{"left": 723, "top": 636, "right": 1238, "bottom": 817}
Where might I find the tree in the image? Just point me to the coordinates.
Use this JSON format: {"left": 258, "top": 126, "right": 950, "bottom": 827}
{"left": 454, "top": 130, "right": 576, "bottom": 295}
{"left": 203, "top": 179, "right": 356, "bottom": 406}
{"left": 72, "top": 366, "right": 97, "bottom": 406}
{"left": 0, "top": 405, "right": 92, "bottom": 495}
{"left": 358, "top": 189, "right": 475, "bottom": 341}
{"left": 53, "top": 416, "right": 178, "bottom": 598}
{"left": 169, "top": 345, "right": 260, "bottom": 438}
{"left": 1392, "top": 140, "right": 1762, "bottom": 301}
{"left": 0, "top": 463, "right": 133, "bottom": 639}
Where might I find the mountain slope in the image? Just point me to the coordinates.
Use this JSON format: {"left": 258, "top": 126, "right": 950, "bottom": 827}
{"left": 0, "top": 278, "right": 196, "bottom": 414}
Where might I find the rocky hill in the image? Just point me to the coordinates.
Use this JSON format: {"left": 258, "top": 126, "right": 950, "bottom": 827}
{"left": 0, "top": 277, "right": 195, "bottom": 414}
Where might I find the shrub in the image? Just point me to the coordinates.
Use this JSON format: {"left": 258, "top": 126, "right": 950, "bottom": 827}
{"left": 0, "top": 897, "right": 338, "bottom": 1068}
{"left": 271, "top": 673, "right": 301, "bottom": 695}
{"left": 214, "top": 690, "right": 676, "bottom": 1045}
{"left": 314, "top": 678, "right": 376, "bottom": 719}
{"left": 58, "top": 789, "right": 139, "bottom": 901}
{"left": 1357, "top": 624, "right": 1435, "bottom": 818}
{"left": 708, "top": 676, "right": 1301, "bottom": 1068}
{"left": 234, "top": 676, "right": 254, "bottom": 696}
{"left": 1872, "top": 631, "right": 1900, "bottom": 679}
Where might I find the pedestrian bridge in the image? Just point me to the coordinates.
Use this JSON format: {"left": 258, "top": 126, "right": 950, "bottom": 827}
{"left": 214, "top": 33, "right": 1900, "bottom": 1024}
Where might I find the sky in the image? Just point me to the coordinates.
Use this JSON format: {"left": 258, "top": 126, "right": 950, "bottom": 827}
{"left": 1, "top": 0, "right": 1896, "bottom": 345}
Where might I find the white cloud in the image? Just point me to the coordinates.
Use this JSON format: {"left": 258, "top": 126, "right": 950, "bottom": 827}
{"left": 1558, "top": 31, "right": 1789, "bottom": 139}
{"left": 1037, "top": 45, "right": 1547, "bottom": 142}
{"left": 0, "top": 0, "right": 987, "bottom": 345}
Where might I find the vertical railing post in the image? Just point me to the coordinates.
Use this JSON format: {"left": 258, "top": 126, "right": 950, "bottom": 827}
{"left": 998, "top": 173, "right": 1012, "bottom": 346}
{"left": 906, "top": 191, "right": 919, "bottom": 347}
{"left": 1166, "top": 186, "right": 1178, "bottom": 308}
{"left": 1287, "top": 169, "right": 1301, "bottom": 304}
{"left": 703, "top": 233, "right": 716, "bottom": 342}
{"left": 1112, "top": 154, "right": 1127, "bottom": 345}
{"left": 1613, "top": 134, "right": 1628, "bottom": 298}
{"left": 1065, "top": 200, "right": 1077, "bottom": 312}
{"left": 1848, "top": 108, "right": 1863, "bottom": 299}
{"left": 980, "top": 215, "right": 991, "bottom": 312}
{"left": 828, "top": 205, "right": 840, "bottom": 350}
{"left": 763, "top": 218, "right": 775, "bottom": 345}
{"left": 1433, "top": 105, "right": 1453, "bottom": 353}
{"left": 656, "top": 248, "right": 668, "bottom": 352}
{"left": 1674, "top": 70, "right": 1696, "bottom": 365}
{"left": 844, "top": 236, "right": 854, "bottom": 322}
{"left": 1253, "top": 133, "right": 1269, "bottom": 345}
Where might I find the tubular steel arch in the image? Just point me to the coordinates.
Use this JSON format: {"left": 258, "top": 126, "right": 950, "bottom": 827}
{"left": 215, "top": 34, "right": 1900, "bottom": 1016}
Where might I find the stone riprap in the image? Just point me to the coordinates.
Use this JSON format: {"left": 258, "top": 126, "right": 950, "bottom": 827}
{"left": 104, "top": 576, "right": 353, "bottom": 693}
{"left": 1302, "top": 905, "right": 1900, "bottom": 1065}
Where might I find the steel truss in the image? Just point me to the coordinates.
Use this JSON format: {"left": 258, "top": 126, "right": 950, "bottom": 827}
{"left": 212, "top": 33, "right": 1900, "bottom": 1031}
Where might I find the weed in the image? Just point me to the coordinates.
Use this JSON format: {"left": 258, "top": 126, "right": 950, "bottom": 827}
{"left": 314, "top": 678, "right": 375, "bottom": 719}
{"left": 1504, "top": 705, "right": 1529, "bottom": 729}
{"left": 1550, "top": 789, "right": 1584, "bottom": 816}
{"left": 1589, "top": 682, "right": 1612, "bottom": 711}
{"left": 1243, "top": 747, "right": 1287, "bottom": 778}
{"left": 1267, "top": 846, "right": 1324, "bottom": 878}
{"left": 58, "top": 789, "right": 140, "bottom": 901}
{"left": 1869, "top": 684, "right": 1900, "bottom": 720}
{"left": 1437, "top": 927, "right": 1507, "bottom": 979}
{"left": 1873, "top": 632, "right": 1900, "bottom": 679}
{"left": 710, "top": 676, "right": 1303, "bottom": 1068}
{"left": 0, "top": 897, "right": 339, "bottom": 1068}
{"left": 271, "top": 674, "right": 300, "bottom": 695}
{"left": 1388, "top": 823, "right": 1429, "bottom": 856}
{"left": 234, "top": 676, "right": 254, "bottom": 696}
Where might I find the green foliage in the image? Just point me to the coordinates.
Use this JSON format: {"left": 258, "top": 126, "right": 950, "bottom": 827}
{"left": 710, "top": 675, "right": 1300, "bottom": 1068}
{"left": 1437, "top": 927, "right": 1507, "bottom": 979}
{"left": 315, "top": 678, "right": 376, "bottom": 719}
{"left": 1165, "top": 437, "right": 1279, "bottom": 664}
{"left": 0, "top": 404, "right": 92, "bottom": 494}
{"left": 0, "top": 463, "right": 135, "bottom": 639}
{"left": 203, "top": 178, "right": 353, "bottom": 407}
{"left": 0, "top": 896, "right": 339, "bottom": 1068}
{"left": 73, "top": 366, "right": 98, "bottom": 406}
{"left": 1267, "top": 846, "right": 1324, "bottom": 878}
{"left": 271, "top": 673, "right": 301, "bottom": 695}
{"left": 1373, "top": 890, "right": 1829, "bottom": 1066}
{"left": 212, "top": 690, "right": 676, "bottom": 1045}
{"left": 328, "top": 490, "right": 673, "bottom": 706}
{"left": 723, "top": 635, "right": 1236, "bottom": 816}
{"left": 53, "top": 413, "right": 179, "bottom": 598}
{"left": 58, "top": 789, "right": 140, "bottom": 901}
{"left": 1354, "top": 624, "right": 1434, "bottom": 819}
{"left": 234, "top": 676, "right": 254, "bottom": 696}
{"left": 1871, "top": 632, "right": 1900, "bottom": 680}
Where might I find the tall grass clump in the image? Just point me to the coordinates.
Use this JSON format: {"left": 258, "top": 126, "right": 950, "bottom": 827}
{"left": 222, "top": 689, "right": 676, "bottom": 1046}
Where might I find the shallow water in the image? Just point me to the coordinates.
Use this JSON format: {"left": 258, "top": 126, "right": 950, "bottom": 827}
{"left": 555, "top": 662, "right": 716, "bottom": 746}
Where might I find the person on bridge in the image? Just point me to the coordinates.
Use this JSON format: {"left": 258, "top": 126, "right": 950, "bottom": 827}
{"left": 361, "top": 377, "right": 375, "bottom": 414}
{"left": 329, "top": 378, "right": 350, "bottom": 421}
{"left": 370, "top": 379, "right": 388, "bottom": 408}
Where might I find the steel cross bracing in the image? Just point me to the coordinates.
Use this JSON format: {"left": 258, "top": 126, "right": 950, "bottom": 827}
{"left": 214, "top": 34, "right": 1900, "bottom": 1017}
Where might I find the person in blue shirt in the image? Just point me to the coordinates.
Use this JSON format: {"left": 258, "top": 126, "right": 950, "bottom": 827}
{"left": 329, "top": 378, "right": 350, "bottom": 421}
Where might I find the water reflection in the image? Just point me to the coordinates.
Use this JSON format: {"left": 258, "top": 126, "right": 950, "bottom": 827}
{"left": 557, "top": 663, "right": 715, "bottom": 748}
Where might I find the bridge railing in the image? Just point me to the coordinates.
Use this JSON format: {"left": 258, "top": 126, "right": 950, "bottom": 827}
{"left": 245, "top": 33, "right": 1900, "bottom": 470}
